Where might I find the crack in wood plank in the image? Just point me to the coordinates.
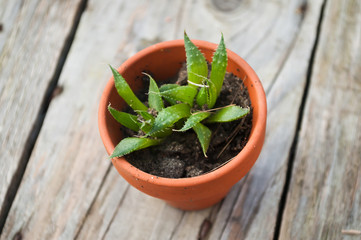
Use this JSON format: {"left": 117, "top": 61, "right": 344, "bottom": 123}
{"left": 169, "top": 211, "right": 186, "bottom": 240}
{"left": 100, "top": 185, "right": 131, "bottom": 240}
{"left": 74, "top": 163, "right": 112, "bottom": 240}
{"left": 215, "top": 181, "right": 248, "bottom": 239}
{"left": 208, "top": 0, "right": 326, "bottom": 239}
{"left": 0, "top": 0, "right": 88, "bottom": 234}
{"left": 279, "top": 0, "right": 361, "bottom": 238}
{"left": 0, "top": 0, "right": 340, "bottom": 239}
{"left": 272, "top": 1, "right": 328, "bottom": 239}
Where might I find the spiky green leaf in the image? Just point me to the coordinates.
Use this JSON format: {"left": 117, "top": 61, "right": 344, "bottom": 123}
{"left": 159, "top": 84, "right": 179, "bottom": 92}
{"left": 110, "top": 137, "right": 162, "bottom": 158}
{"left": 161, "top": 85, "right": 197, "bottom": 106}
{"left": 151, "top": 127, "right": 173, "bottom": 138}
{"left": 148, "top": 103, "right": 191, "bottom": 136}
{"left": 137, "top": 110, "right": 155, "bottom": 122}
{"left": 206, "top": 80, "right": 218, "bottom": 109}
{"left": 110, "top": 65, "right": 147, "bottom": 111}
{"left": 193, "top": 123, "right": 212, "bottom": 157}
{"left": 210, "top": 34, "right": 228, "bottom": 97}
{"left": 207, "top": 105, "right": 250, "bottom": 123}
{"left": 140, "top": 121, "right": 152, "bottom": 134}
{"left": 136, "top": 110, "right": 155, "bottom": 134}
{"left": 158, "top": 84, "right": 179, "bottom": 105}
{"left": 145, "top": 73, "right": 163, "bottom": 111}
{"left": 196, "top": 87, "right": 208, "bottom": 107}
{"left": 178, "top": 112, "right": 211, "bottom": 132}
{"left": 140, "top": 121, "right": 172, "bottom": 137}
{"left": 184, "top": 32, "right": 208, "bottom": 87}
{"left": 108, "top": 105, "right": 140, "bottom": 132}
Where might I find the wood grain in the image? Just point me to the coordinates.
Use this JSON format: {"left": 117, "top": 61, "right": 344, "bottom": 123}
{"left": 279, "top": 0, "right": 361, "bottom": 239}
{"left": 77, "top": 0, "right": 325, "bottom": 239}
{"left": 1, "top": 0, "right": 186, "bottom": 239}
{"left": 0, "top": 0, "right": 83, "bottom": 229}
{"left": 0, "top": 0, "right": 346, "bottom": 239}
{"left": 208, "top": 0, "right": 325, "bottom": 239}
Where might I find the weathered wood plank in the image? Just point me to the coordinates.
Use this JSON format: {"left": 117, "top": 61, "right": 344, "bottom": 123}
{"left": 207, "top": 0, "right": 326, "bottom": 239}
{"left": 1, "top": 0, "right": 184, "bottom": 239}
{"left": 76, "top": 170, "right": 185, "bottom": 240}
{"left": 0, "top": 0, "right": 84, "bottom": 229}
{"left": 77, "top": 0, "right": 325, "bottom": 239}
{"left": 280, "top": 0, "right": 361, "bottom": 239}
{"left": 0, "top": 0, "right": 21, "bottom": 53}
{"left": 0, "top": 0, "right": 327, "bottom": 239}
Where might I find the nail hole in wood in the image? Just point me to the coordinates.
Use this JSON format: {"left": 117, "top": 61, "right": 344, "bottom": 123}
{"left": 211, "top": 0, "right": 242, "bottom": 12}
{"left": 13, "top": 231, "right": 22, "bottom": 240}
{"left": 51, "top": 85, "right": 64, "bottom": 99}
{"left": 198, "top": 218, "right": 212, "bottom": 240}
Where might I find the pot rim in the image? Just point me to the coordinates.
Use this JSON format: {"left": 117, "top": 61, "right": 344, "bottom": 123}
{"left": 99, "top": 39, "right": 267, "bottom": 188}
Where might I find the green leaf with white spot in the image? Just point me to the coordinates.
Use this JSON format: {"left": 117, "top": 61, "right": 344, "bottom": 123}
{"left": 136, "top": 110, "right": 155, "bottom": 134}
{"left": 148, "top": 103, "right": 191, "bottom": 136}
{"left": 184, "top": 32, "right": 208, "bottom": 87}
{"left": 178, "top": 111, "right": 211, "bottom": 132}
{"left": 110, "top": 137, "right": 163, "bottom": 158}
{"left": 159, "top": 84, "right": 180, "bottom": 105}
{"left": 110, "top": 65, "right": 147, "bottom": 111}
{"left": 140, "top": 121, "right": 152, "bottom": 134}
{"left": 161, "top": 85, "right": 197, "bottom": 106}
{"left": 136, "top": 110, "right": 155, "bottom": 122}
{"left": 196, "top": 87, "right": 208, "bottom": 107}
{"left": 193, "top": 123, "right": 212, "bottom": 157}
{"left": 207, "top": 105, "right": 250, "bottom": 123}
{"left": 150, "top": 127, "right": 173, "bottom": 138}
{"left": 206, "top": 80, "right": 218, "bottom": 109}
{"left": 140, "top": 121, "right": 172, "bottom": 137}
{"left": 145, "top": 73, "right": 163, "bottom": 111}
{"left": 108, "top": 105, "right": 140, "bottom": 132}
{"left": 159, "top": 84, "right": 179, "bottom": 92}
{"left": 210, "top": 34, "right": 228, "bottom": 98}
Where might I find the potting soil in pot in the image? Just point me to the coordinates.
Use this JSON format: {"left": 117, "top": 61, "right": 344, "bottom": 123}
{"left": 123, "top": 65, "right": 253, "bottom": 178}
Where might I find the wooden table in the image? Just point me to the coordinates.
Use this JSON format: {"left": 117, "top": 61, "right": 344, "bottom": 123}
{"left": 1, "top": 0, "right": 360, "bottom": 239}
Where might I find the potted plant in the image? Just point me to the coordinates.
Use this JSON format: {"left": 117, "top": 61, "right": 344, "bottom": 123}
{"left": 98, "top": 32, "right": 267, "bottom": 210}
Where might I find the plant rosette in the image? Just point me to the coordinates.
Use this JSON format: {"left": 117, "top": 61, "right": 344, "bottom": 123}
{"left": 98, "top": 38, "right": 267, "bottom": 211}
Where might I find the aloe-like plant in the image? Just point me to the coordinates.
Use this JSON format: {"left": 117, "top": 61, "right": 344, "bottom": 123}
{"left": 108, "top": 32, "right": 250, "bottom": 158}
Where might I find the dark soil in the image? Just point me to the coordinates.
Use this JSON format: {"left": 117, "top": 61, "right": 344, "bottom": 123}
{"left": 124, "top": 64, "right": 253, "bottom": 178}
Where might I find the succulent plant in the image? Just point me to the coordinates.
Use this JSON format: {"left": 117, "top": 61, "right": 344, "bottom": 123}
{"left": 108, "top": 32, "right": 250, "bottom": 158}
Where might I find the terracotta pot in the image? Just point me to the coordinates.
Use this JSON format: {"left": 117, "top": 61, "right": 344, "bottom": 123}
{"left": 98, "top": 39, "right": 267, "bottom": 210}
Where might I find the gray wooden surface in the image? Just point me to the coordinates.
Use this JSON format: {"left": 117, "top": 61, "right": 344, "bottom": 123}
{"left": 0, "top": 0, "right": 360, "bottom": 239}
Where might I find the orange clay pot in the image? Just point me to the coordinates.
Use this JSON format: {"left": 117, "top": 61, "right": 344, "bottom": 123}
{"left": 98, "top": 39, "right": 267, "bottom": 211}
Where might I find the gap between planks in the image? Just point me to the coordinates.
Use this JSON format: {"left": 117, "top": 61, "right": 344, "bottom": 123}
{"left": 272, "top": 0, "right": 329, "bottom": 239}
{"left": 0, "top": 0, "right": 89, "bottom": 234}
{"left": 100, "top": 185, "right": 131, "bottom": 240}
{"left": 74, "top": 163, "right": 113, "bottom": 240}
